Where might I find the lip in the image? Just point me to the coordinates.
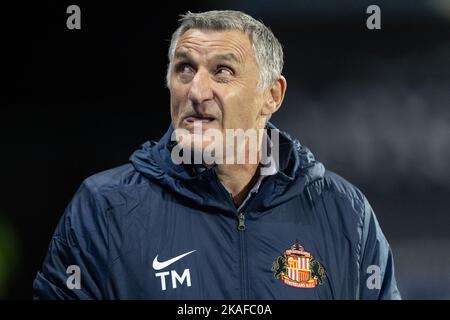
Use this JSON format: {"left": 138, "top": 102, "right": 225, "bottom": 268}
{"left": 183, "top": 114, "right": 217, "bottom": 123}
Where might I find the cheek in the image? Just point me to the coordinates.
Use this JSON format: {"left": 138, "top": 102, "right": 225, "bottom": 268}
{"left": 221, "top": 94, "right": 259, "bottom": 127}
{"left": 170, "top": 87, "right": 186, "bottom": 116}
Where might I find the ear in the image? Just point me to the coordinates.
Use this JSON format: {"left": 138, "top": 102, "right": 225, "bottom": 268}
{"left": 261, "top": 75, "right": 287, "bottom": 117}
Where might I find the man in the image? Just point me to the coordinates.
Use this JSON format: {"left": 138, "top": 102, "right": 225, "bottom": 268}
{"left": 33, "top": 10, "right": 401, "bottom": 299}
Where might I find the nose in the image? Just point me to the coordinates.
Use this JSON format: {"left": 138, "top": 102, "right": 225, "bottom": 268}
{"left": 187, "top": 69, "right": 214, "bottom": 105}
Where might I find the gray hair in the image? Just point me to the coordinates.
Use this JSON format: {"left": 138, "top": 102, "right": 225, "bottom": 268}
{"left": 166, "top": 10, "right": 284, "bottom": 90}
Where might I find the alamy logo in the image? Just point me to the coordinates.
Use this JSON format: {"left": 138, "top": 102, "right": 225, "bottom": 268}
{"left": 366, "top": 5, "right": 381, "bottom": 30}
{"left": 171, "top": 123, "right": 279, "bottom": 166}
{"left": 153, "top": 250, "right": 196, "bottom": 291}
{"left": 366, "top": 265, "right": 381, "bottom": 290}
{"left": 66, "top": 265, "right": 81, "bottom": 290}
{"left": 66, "top": 5, "right": 81, "bottom": 30}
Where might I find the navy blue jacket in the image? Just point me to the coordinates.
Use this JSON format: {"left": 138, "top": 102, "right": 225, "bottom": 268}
{"left": 33, "top": 124, "right": 401, "bottom": 299}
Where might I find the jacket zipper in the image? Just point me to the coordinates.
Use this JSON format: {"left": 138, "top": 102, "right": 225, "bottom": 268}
{"left": 236, "top": 192, "right": 258, "bottom": 299}
{"left": 211, "top": 168, "right": 251, "bottom": 299}
{"left": 237, "top": 210, "right": 248, "bottom": 299}
{"left": 238, "top": 212, "right": 246, "bottom": 231}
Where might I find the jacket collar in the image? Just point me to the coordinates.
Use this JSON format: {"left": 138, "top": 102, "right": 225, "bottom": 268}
{"left": 130, "top": 123, "right": 325, "bottom": 215}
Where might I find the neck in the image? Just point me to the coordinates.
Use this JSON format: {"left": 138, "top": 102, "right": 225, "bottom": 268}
{"left": 216, "top": 162, "right": 260, "bottom": 208}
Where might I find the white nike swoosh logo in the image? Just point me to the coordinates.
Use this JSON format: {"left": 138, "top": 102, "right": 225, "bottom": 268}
{"left": 152, "top": 250, "right": 196, "bottom": 270}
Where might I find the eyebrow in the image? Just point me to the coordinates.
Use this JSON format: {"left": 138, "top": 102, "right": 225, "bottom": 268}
{"left": 174, "top": 50, "right": 192, "bottom": 60}
{"left": 212, "top": 53, "right": 240, "bottom": 63}
{"left": 174, "top": 50, "right": 240, "bottom": 64}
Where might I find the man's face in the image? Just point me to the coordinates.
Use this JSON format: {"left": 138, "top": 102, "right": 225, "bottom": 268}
{"left": 169, "top": 29, "right": 268, "bottom": 139}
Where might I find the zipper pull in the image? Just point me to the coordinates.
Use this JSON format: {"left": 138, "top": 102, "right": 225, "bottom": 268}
{"left": 238, "top": 212, "right": 246, "bottom": 231}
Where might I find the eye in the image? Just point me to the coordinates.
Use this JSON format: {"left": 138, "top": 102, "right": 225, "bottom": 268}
{"left": 176, "top": 63, "right": 194, "bottom": 74}
{"left": 175, "top": 63, "right": 195, "bottom": 82}
{"left": 216, "top": 66, "right": 234, "bottom": 78}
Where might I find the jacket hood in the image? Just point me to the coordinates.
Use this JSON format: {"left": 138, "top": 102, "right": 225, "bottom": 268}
{"left": 130, "top": 123, "right": 325, "bottom": 214}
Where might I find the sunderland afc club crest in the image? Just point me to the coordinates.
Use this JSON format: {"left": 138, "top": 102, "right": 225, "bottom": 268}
{"left": 272, "top": 241, "right": 326, "bottom": 288}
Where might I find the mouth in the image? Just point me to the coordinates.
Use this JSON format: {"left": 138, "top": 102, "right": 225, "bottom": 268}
{"left": 183, "top": 114, "right": 217, "bottom": 125}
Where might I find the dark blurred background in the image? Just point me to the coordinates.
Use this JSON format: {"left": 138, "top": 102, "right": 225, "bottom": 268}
{"left": 2, "top": 0, "right": 450, "bottom": 299}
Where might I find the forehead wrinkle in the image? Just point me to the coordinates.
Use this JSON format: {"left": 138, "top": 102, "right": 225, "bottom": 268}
{"left": 175, "top": 31, "right": 254, "bottom": 64}
{"left": 211, "top": 53, "right": 239, "bottom": 64}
